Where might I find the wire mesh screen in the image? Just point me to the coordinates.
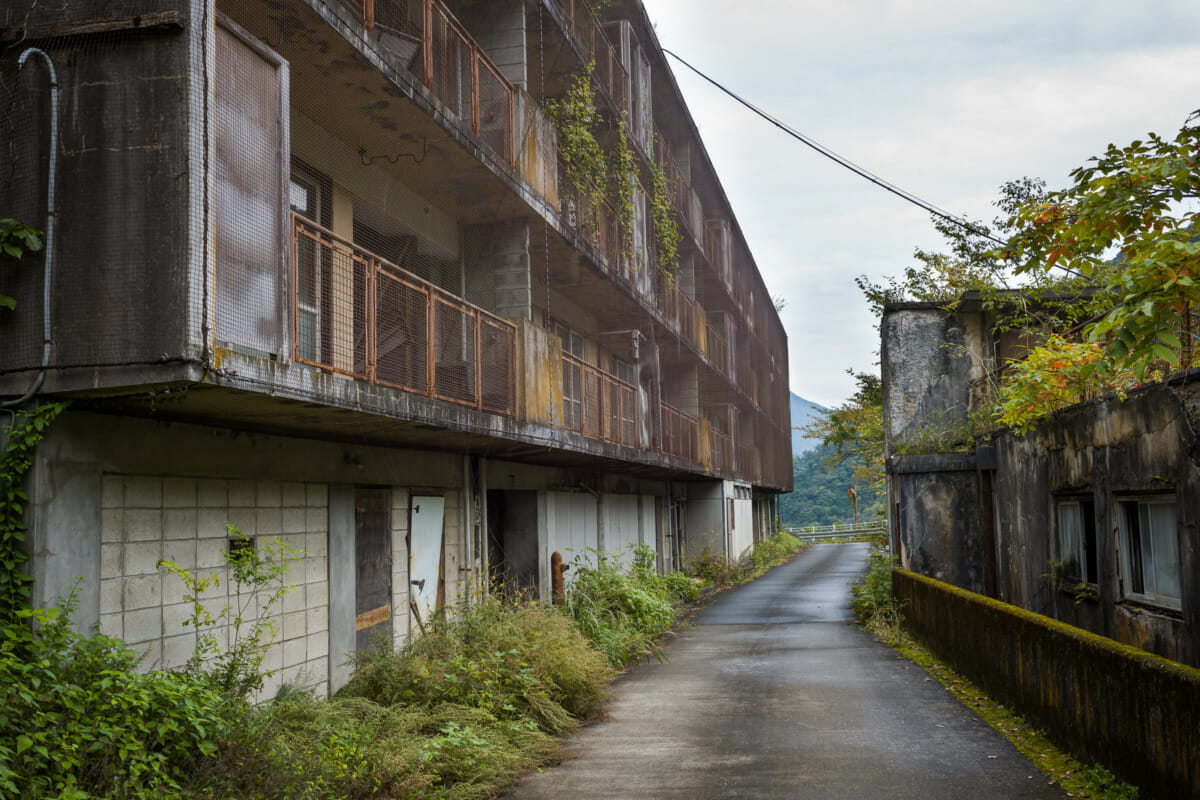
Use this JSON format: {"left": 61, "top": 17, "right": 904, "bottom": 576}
{"left": 661, "top": 402, "right": 699, "bottom": 463}
{"left": 432, "top": 295, "right": 478, "bottom": 405}
{"left": 376, "top": 270, "right": 430, "bottom": 393}
{"left": 477, "top": 60, "right": 512, "bottom": 162}
{"left": 1, "top": 8, "right": 197, "bottom": 376}
{"left": 562, "top": 353, "right": 635, "bottom": 446}
{"left": 479, "top": 316, "right": 515, "bottom": 415}
{"left": 216, "top": 18, "right": 288, "bottom": 358}
{"left": 292, "top": 217, "right": 369, "bottom": 379}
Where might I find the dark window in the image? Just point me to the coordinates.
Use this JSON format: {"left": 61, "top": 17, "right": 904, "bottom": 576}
{"left": 1117, "top": 497, "right": 1180, "bottom": 610}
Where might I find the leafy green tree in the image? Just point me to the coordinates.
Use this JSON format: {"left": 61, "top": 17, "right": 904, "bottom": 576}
{"left": 801, "top": 371, "right": 885, "bottom": 492}
{"left": 0, "top": 217, "right": 43, "bottom": 311}
{"left": 780, "top": 445, "right": 883, "bottom": 527}
{"left": 1003, "top": 111, "right": 1200, "bottom": 379}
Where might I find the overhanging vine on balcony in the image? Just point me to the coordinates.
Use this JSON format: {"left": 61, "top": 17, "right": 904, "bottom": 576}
{"left": 546, "top": 61, "right": 606, "bottom": 219}
{"left": 651, "top": 137, "right": 681, "bottom": 281}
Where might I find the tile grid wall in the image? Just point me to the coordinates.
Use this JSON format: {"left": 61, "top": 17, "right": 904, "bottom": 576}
{"left": 99, "top": 475, "right": 330, "bottom": 698}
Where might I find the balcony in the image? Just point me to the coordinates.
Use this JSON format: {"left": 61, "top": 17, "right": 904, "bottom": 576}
{"left": 562, "top": 352, "right": 637, "bottom": 447}
{"left": 292, "top": 213, "right": 517, "bottom": 415}
{"left": 548, "top": 0, "right": 629, "bottom": 117}
{"left": 657, "top": 278, "right": 701, "bottom": 349}
{"left": 339, "top": 0, "right": 514, "bottom": 164}
{"left": 654, "top": 127, "right": 694, "bottom": 236}
{"left": 661, "top": 402, "right": 700, "bottom": 463}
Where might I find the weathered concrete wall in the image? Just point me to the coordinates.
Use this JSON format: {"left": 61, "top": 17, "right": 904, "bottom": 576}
{"left": 464, "top": 218, "right": 531, "bottom": 321}
{"left": 515, "top": 318, "right": 563, "bottom": 426}
{"left": 881, "top": 305, "right": 972, "bottom": 450}
{"left": 896, "top": 569, "right": 1200, "bottom": 800}
{"left": 991, "top": 381, "right": 1198, "bottom": 667}
{"left": 889, "top": 453, "right": 986, "bottom": 594}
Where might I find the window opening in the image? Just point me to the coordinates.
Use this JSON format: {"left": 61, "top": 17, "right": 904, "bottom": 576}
{"left": 1117, "top": 497, "right": 1181, "bottom": 610}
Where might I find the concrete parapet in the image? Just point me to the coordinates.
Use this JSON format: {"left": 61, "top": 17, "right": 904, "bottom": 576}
{"left": 894, "top": 569, "right": 1200, "bottom": 799}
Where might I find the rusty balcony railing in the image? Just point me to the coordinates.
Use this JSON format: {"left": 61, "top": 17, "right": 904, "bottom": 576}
{"left": 737, "top": 443, "right": 762, "bottom": 484}
{"left": 292, "top": 213, "right": 516, "bottom": 416}
{"left": 661, "top": 402, "right": 700, "bottom": 463}
{"left": 549, "top": 0, "right": 628, "bottom": 117}
{"left": 655, "top": 277, "right": 701, "bottom": 349}
{"left": 562, "top": 352, "right": 637, "bottom": 446}
{"left": 711, "top": 427, "right": 733, "bottom": 474}
{"left": 705, "top": 320, "right": 728, "bottom": 377}
{"left": 654, "top": 127, "right": 693, "bottom": 233}
{"left": 346, "top": 0, "right": 515, "bottom": 165}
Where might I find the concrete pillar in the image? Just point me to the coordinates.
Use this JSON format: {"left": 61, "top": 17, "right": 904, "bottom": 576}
{"left": 464, "top": 219, "right": 532, "bottom": 322}
{"left": 327, "top": 484, "right": 355, "bottom": 692}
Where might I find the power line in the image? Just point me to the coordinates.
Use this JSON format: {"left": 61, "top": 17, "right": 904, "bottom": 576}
{"left": 661, "top": 47, "right": 1085, "bottom": 279}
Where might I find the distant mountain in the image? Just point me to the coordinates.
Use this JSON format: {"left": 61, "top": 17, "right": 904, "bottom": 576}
{"left": 790, "top": 393, "right": 827, "bottom": 456}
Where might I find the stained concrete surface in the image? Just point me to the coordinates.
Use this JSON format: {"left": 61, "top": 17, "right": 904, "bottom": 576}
{"left": 504, "top": 543, "right": 1069, "bottom": 799}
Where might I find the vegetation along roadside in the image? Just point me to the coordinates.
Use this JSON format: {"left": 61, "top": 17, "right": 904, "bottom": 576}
{"left": 1, "top": 520, "right": 804, "bottom": 799}
{"left": 849, "top": 546, "right": 1138, "bottom": 800}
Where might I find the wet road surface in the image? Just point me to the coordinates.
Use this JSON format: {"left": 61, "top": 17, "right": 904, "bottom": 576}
{"left": 504, "top": 543, "right": 1068, "bottom": 799}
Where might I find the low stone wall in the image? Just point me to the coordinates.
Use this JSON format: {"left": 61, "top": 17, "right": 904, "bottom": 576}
{"left": 894, "top": 569, "right": 1200, "bottom": 799}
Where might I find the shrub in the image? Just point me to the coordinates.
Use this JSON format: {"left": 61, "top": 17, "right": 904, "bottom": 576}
{"left": 340, "top": 595, "right": 612, "bottom": 732}
{"left": 0, "top": 590, "right": 232, "bottom": 799}
{"left": 851, "top": 546, "right": 902, "bottom": 643}
{"left": 683, "top": 546, "right": 749, "bottom": 587}
{"left": 563, "top": 548, "right": 675, "bottom": 667}
{"left": 751, "top": 531, "right": 803, "bottom": 569}
{"left": 660, "top": 570, "right": 703, "bottom": 602}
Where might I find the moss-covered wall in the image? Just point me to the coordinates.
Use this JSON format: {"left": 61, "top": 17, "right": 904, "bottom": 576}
{"left": 895, "top": 569, "right": 1200, "bottom": 800}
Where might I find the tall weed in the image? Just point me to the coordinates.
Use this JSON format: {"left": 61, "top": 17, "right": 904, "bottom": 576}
{"left": 851, "top": 546, "right": 903, "bottom": 643}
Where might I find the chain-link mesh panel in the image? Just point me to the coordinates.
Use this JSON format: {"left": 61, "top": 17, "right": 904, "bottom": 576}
{"left": 376, "top": 270, "right": 430, "bottom": 393}
{"left": 432, "top": 295, "right": 477, "bottom": 406}
{"left": 477, "top": 60, "right": 511, "bottom": 162}
{"left": 479, "top": 316, "right": 514, "bottom": 415}
{"left": 216, "top": 19, "right": 287, "bottom": 357}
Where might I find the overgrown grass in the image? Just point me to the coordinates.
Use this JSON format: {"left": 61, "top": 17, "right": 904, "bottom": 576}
{"left": 563, "top": 545, "right": 686, "bottom": 667}
{"left": 684, "top": 531, "right": 806, "bottom": 590}
{"left": 849, "top": 546, "right": 1139, "bottom": 799}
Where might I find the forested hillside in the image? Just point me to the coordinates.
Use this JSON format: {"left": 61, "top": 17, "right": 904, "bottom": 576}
{"left": 779, "top": 444, "right": 884, "bottom": 527}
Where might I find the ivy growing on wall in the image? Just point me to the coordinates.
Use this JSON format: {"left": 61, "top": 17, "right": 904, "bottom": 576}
{"left": 545, "top": 62, "right": 606, "bottom": 220}
{"left": 650, "top": 142, "right": 681, "bottom": 280}
{"left": 610, "top": 121, "right": 636, "bottom": 270}
{"left": 1, "top": 401, "right": 68, "bottom": 621}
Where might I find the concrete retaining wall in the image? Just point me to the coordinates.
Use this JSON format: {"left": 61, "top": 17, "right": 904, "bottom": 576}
{"left": 894, "top": 569, "right": 1200, "bottom": 799}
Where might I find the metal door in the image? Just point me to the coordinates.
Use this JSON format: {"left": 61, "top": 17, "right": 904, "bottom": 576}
{"left": 409, "top": 495, "right": 445, "bottom": 632}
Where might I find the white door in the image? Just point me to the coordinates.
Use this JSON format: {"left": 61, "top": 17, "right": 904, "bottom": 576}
{"left": 409, "top": 496, "right": 445, "bottom": 632}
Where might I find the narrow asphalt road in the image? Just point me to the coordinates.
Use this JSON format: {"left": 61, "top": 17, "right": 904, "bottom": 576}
{"left": 504, "top": 543, "right": 1069, "bottom": 799}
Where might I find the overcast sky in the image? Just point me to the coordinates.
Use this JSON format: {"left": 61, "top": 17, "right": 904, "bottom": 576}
{"left": 638, "top": 0, "right": 1200, "bottom": 408}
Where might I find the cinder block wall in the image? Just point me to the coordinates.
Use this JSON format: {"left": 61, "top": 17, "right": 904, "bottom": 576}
{"left": 894, "top": 569, "right": 1200, "bottom": 799}
{"left": 99, "top": 475, "right": 331, "bottom": 700}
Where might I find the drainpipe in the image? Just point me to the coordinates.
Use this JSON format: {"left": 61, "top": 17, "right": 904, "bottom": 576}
{"left": 4, "top": 48, "right": 58, "bottom": 408}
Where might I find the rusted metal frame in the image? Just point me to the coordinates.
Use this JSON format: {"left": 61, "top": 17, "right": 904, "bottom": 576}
{"left": 295, "top": 214, "right": 516, "bottom": 413}
{"left": 366, "top": 255, "right": 378, "bottom": 382}
{"left": 363, "top": 0, "right": 375, "bottom": 31}
{"left": 373, "top": 269, "right": 430, "bottom": 395}
{"left": 292, "top": 216, "right": 371, "bottom": 379}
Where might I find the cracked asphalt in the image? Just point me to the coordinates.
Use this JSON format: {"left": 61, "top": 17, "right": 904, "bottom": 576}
{"left": 503, "top": 542, "right": 1069, "bottom": 799}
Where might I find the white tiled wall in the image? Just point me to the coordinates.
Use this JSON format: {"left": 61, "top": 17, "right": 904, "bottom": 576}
{"left": 99, "top": 475, "right": 330, "bottom": 698}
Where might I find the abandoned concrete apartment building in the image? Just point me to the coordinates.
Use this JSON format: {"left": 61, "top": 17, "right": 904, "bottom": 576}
{"left": 883, "top": 298, "right": 1200, "bottom": 669}
{"left": 0, "top": 0, "right": 791, "bottom": 696}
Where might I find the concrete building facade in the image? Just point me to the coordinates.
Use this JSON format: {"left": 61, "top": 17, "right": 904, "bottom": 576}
{"left": 0, "top": 0, "right": 791, "bottom": 697}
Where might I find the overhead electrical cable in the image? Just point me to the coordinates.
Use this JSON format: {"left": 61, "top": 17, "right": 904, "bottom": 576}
{"left": 661, "top": 48, "right": 1085, "bottom": 279}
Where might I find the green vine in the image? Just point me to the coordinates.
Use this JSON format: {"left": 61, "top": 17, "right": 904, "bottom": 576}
{"left": 610, "top": 121, "right": 636, "bottom": 270}
{"left": 1, "top": 401, "right": 69, "bottom": 621}
{"left": 1, "top": 218, "right": 44, "bottom": 311}
{"left": 650, "top": 140, "right": 681, "bottom": 280}
{"left": 545, "top": 62, "right": 606, "bottom": 221}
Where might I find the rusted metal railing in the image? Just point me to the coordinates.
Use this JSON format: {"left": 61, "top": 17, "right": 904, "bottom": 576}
{"left": 349, "top": 0, "right": 514, "bottom": 165}
{"left": 736, "top": 443, "right": 761, "bottom": 484}
{"left": 705, "top": 319, "right": 728, "bottom": 376}
{"left": 661, "top": 402, "right": 700, "bottom": 463}
{"left": 549, "top": 0, "right": 628, "bottom": 117}
{"left": 654, "top": 127, "right": 693, "bottom": 232}
{"left": 292, "top": 214, "right": 516, "bottom": 416}
{"left": 711, "top": 427, "right": 733, "bottom": 473}
{"left": 563, "top": 352, "right": 637, "bottom": 446}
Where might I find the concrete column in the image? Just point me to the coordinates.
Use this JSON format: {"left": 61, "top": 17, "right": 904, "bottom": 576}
{"left": 327, "top": 484, "right": 355, "bottom": 692}
{"left": 464, "top": 219, "right": 532, "bottom": 322}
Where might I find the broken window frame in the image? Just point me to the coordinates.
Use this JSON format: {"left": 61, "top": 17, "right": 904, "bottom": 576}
{"left": 1116, "top": 495, "right": 1181, "bottom": 612}
{"left": 1054, "top": 497, "right": 1098, "bottom": 587}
